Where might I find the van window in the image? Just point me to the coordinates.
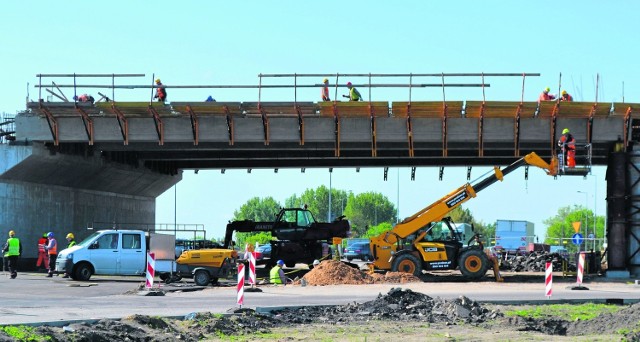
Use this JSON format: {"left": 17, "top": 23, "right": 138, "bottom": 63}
{"left": 122, "top": 234, "right": 141, "bottom": 249}
{"left": 96, "top": 233, "right": 119, "bottom": 249}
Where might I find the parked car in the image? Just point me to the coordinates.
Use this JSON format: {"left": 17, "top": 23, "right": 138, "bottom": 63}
{"left": 344, "top": 242, "right": 372, "bottom": 261}
{"left": 255, "top": 244, "right": 271, "bottom": 260}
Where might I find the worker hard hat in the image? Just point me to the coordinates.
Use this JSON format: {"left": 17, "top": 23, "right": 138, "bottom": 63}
{"left": 323, "top": 78, "right": 328, "bottom": 83}
{"left": 66, "top": 233, "right": 74, "bottom": 239}
{"left": 155, "top": 78, "right": 161, "bottom": 84}
{"left": 347, "top": 82, "right": 352, "bottom": 87}
{"left": 8, "top": 230, "right": 15, "bottom": 237}
{"left": 312, "top": 259, "right": 320, "bottom": 266}
{"left": 47, "top": 232, "right": 54, "bottom": 238}
{"left": 276, "top": 259, "right": 285, "bottom": 266}
{"left": 561, "top": 90, "right": 567, "bottom": 95}
{"left": 562, "top": 128, "right": 570, "bottom": 134}
{"left": 43, "top": 233, "right": 47, "bottom": 238}
{"left": 544, "top": 87, "right": 550, "bottom": 93}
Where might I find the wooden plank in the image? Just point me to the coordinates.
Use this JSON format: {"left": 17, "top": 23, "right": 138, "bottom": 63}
{"left": 171, "top": 102, "right": 243, "bottom": 116}
{"left": 612, "top": 103, "right": 638, "bottom": 116}
{"left": 556, "top": 102, "right": 598, "bottom": 118}
{"left": 537, "top": 101, "right": 557, "bottom": 117}
{"left": 392, "top": 101, "right": 463, "bottom": 117}
{"left": 467, "top": 101, "right": 524, "bottom": 118}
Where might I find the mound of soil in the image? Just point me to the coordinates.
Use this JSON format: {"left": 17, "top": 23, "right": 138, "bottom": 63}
{"left": 302, "top": 260, "right": 421, "bottom": 285}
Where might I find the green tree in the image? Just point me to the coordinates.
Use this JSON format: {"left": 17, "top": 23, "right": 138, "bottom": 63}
{"left": 364, "top": 222, "right": 393, "bottom": 238}
{"left": 285, "top": 186, "right": 349, "bottom": 222}
{"left": 543, "top": 205, "right": 605, "bottom": 251}
{"left": 344, "top": 192, "right": 396, "bottom": 237}
{"left": 232, "top": 197, "right": 281, "bottom": 248}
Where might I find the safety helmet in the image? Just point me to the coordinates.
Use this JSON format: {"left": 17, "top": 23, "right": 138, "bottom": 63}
{"left": 562, "top": 128, "right": 570, "bottom": 134}
{"left": 155, "top": 78, "right": 161, "bottom": 84}
{"left": 561, "top": 90, "right": 567, "bottom": 95}
{"left": 544, "top": 87, "right": 550, "bottom": 93}
{"left": 66, "top": 233, "right": 74, "bottom": 239}
{"left": 276, "top": 259, "right": 285, "bottom": 266}
{"left": 312, "top": 259, "right": 320, "bottom": 266}
{"left": 43, "top": 233, "right": 47, "bottom": 238}
{"left": 47, "top": 232, "right": 54, "bottom": 238}
{"left": 9, "top": 230, "right": 15, "bottom": 237}
{"left": 323, "top": 78, "right": 328, "bottom": 83}
{"left": 347, "top": 82, "right": 352, "bottom": 87}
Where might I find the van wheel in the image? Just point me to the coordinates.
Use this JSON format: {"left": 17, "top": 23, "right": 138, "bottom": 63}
{"left": 74, "top": 263, "right": 92, "bottom": 281}
{"left": 194, "top": 270, "right": 211, "bottom": 286}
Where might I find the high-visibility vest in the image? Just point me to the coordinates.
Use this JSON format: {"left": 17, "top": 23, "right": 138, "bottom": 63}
{"left": 68, "top": 240, "right": 76, "bottom": 248}
{"left": 270, "top": 266, "right": 283, "bottom": 284}
{"left": 4, "top": 238, "right": 20, "bottom": 257}
{"left": 349, "top": 87, "right": 361, "bottom": 101}
{"left": 38, "top": 237, "right": 47, "bottom": 253}
{"left": 47, "top": 238, "right": 57, "bottom": 255}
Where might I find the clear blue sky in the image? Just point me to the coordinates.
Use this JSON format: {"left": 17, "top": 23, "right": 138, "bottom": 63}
{"left": 2, "top": 1, "right": 636, "bottom": 240}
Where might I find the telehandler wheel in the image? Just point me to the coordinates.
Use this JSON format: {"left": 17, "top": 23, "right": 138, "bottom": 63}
{"left": 459, "top": 249, "right": 489, "bottom": 280}
{"left": 391, "top": 253, "right": 422, "bottom": 276}
{"left": 194, "top": 270, "right": 211, "bottom": 286}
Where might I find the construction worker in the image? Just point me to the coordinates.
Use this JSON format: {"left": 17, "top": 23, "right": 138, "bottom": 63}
{"left": 36, "top": 233, "right": 49, "bottom": 271}
{"left": 2, "top": 230, "right": 22, "bottom": 279}
{"left": 560, "top": 90, "right": 573, "bottom": 102}
{"left": 270, "top": 259, "right": 288, "bottom": 285}
{"left": 62, "top": 233, "right": 76, "bottom": 278}
{"left": 558, "top": 128, "right": 576, "bottom": 168}
{"left": 73, "top": 94, "right": 95, "bottom": 103}
{"left": 154, "top": 79, "right": 167, "bottom": 102}
{"left": 321, "top": 78, "right": 331, "bottom": 102}
{"left": 538, "top": 87, "right": 556, "bottom": 102}
{"left": 205, "top": 95, "right": 216, "bottom": 102}
{"left": 343, "top": 82, "right": 362, "bottom": 102}
{"left": 43, "top": 232, "right": 57, "bottom": 277}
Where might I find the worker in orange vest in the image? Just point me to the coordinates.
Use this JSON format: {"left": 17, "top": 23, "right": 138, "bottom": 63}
{"left": 560, "top": 90, "right": 573, "bottom": 102}
{"left": 321, "top": 78, "right": 331, "bottom": 102}
{"left": 43, "top": 232, "right": 58, "bottom": 277}
{"left": 538, "top": 87, "right": 556, "bottom": 102}
{"left": 558, "top": 128, "right": 576, "bottom": 168}
{"left": 154, "top": 79, "right": 167, "bottom": 102}
{"left": 36, "top": 233, "right": 49, "bottom": 271}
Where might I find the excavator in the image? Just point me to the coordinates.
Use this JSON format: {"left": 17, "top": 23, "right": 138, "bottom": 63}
{"left": 369, "top": 152, "right": 558, "bottom": 281}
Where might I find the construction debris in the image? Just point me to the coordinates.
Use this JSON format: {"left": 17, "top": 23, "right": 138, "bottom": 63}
{"left": 301, "top": 260, "right": 421, "bottom": 286}
{"left": 498, "top": 251, "right": 575, "bottom": 272}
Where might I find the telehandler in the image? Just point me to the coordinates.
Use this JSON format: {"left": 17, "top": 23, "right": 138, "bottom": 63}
{"left": 369, "top": 152, "right": 558, "bottom": 281}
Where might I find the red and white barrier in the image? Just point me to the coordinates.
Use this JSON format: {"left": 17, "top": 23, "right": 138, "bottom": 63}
{"left": 247, "top": 252, "right": 256, "bottom": 285}
{"left": 577, "top": 252, "right": 585, "bottom": 285}
{"left": 237, "top": 263, "right": 245, "bottom": 307}
{"left": 545, "top": 261, "right": 552, "bottom": 298}
{"left": 146, "top": 252, "right": 155, "bottom": 289}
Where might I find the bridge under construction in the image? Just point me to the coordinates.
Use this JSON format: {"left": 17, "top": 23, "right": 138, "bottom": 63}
{"left": 1, "top": 72, "right": 640, "bottom": 278}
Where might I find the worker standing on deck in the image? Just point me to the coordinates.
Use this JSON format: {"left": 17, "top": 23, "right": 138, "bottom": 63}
{"left": 538, "top": 87, "right": 556, "bottom": 102}
{"left": 154, "top": 79, "right": 167, "bottom": 102}
{"left": 44, "top": 232, "right": 57, "bottom": 277}
{"left": 343, "top": 82, "right": 362, "bottom": 102}
{"left": 2, "top": 230, "right": 22, "bottom": 279}
{"left": 321, "top": 78, "right": 331, "bottom": 101}
{"left": 560, "top": 90, "right": 573, "bottom": 102}
{"left": 558, "top": 128, "right": 576, "bottom": 168}
{"left": 270, "top": 259, "right": 289, "bottom": 286}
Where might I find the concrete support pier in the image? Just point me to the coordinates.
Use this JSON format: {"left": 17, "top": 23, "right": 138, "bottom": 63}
{"left": 0, "top": 143, "right": 179, "bottom": 271}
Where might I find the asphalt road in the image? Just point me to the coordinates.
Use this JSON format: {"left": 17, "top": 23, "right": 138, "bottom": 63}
{"left": 1, "top": 270, "right": 638, "bottom": 326}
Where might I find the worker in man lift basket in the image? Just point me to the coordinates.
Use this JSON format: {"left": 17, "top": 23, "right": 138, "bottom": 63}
{"left": 270, "top": 259, "right": 290, "bottom": 286}
{"left": 558, "top": 128, "right": 576, "bottom": 168}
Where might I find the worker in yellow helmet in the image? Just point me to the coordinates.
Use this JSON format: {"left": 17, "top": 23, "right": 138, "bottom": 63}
{"left": 62, "top": 233, "right": 77, "bottom": 278}
{"left": 321, "top": 78, "right": 331, "bottom": 102}
{"left": 560, "top": 90, "right": 573, "bottom": 102}
{"left": 2, "top": 230, "right": 22, "bottom": 279}
{"left": 154, "top": 78, "right": 167, "bottom": 102}
{"left": 558, "top": 128, "right": 576, "bottom": 168}
{"left": 538, "top": 87, "right": 556, "bottom": 102}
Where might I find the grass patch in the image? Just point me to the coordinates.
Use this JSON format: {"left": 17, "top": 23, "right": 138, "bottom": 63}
{"left": 0, "top": 326, "right": 52, "bottom": 341}
{"left": 504, "top": 303, "right": 624, "bottom": 321}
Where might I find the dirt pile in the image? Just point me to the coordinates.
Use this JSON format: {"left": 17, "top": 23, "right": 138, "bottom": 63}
{"left": 301, "top": 260, "right": 421, "bottom": 285}
{"left": 273, "top": 287, "right": 500, "bottom": 324}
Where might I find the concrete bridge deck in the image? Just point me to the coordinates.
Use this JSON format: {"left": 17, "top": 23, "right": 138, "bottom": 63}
{"left": 15, "top": 100, "right": 636, "bottom": 171}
